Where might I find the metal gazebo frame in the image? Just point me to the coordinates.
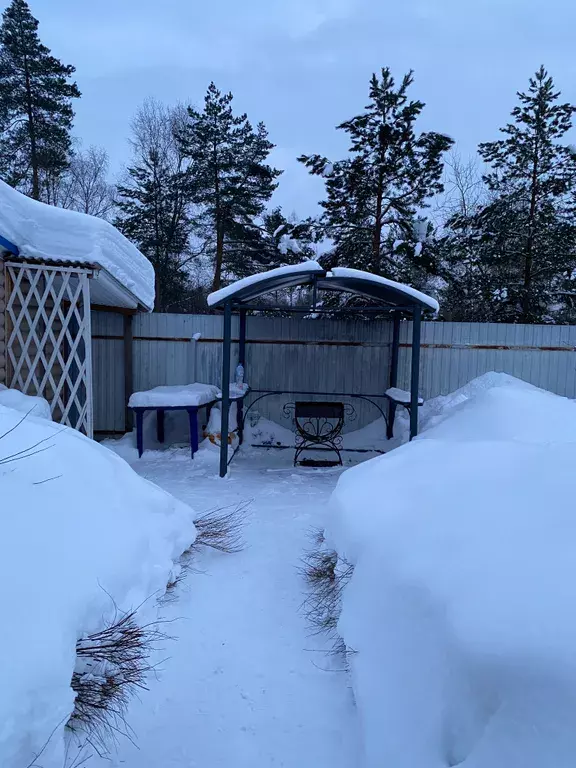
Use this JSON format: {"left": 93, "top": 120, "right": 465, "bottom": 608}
{"left": 208, "top": 263, "right": 438, "bottom": 477}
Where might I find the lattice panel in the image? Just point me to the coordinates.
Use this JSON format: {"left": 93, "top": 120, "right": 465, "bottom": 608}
{"left": 5, "top": 262, "right": 94, "bottom": 437}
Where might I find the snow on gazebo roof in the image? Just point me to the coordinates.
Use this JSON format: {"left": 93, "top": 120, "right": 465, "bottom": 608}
{"left": 0, "top": 180, "right": 155, "bottom": 311}
{"left": 207, "top": 261, "right": 439, "bottom": 313}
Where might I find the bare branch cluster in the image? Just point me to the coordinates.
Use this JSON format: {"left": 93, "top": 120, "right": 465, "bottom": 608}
{"left": 68, "top": 606, "right": 172, "bottom": 755}
{"left": 191, "top": 501, "right": 250, "bottom": 554}
{"left": 300, "top": 529, "right": 354, "bottom": 659}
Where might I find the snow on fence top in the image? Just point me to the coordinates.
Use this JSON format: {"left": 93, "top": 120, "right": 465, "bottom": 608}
{"left": 0, "top": 180, "right": 155, "bottom": 311}
{"left": 207, "top": 261, "right": 439, "bottom": 312}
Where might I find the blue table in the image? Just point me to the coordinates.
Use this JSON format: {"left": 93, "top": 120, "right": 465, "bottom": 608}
{"left": 131, "top": 393, "right": 247, "bottom": 459}
{"left": 131, "top": 404, "right": 207, "bottom": 459}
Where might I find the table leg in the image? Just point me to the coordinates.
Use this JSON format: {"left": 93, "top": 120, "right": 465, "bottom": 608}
{"left": 136, "top": 410, "right": 144, "bottom": 457}
{"left": 157, "top": 408, "right": 165, "bottom": 443}
{"left": 188, "top": 408, "right": 199, "bottom": 458}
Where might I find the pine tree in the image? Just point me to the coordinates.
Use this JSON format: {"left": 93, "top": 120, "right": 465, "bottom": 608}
{"left": 298, "top": 68, "right": 453, "bottom": 293}
{"left": 256, "top": 208, "right": 318, "bottom": 267}
{"left": 176, "top": 83, "right": 282, "bottom": 292}
{"left": 474, "top": 66, "right": 576, "bottom": 323}
{"left": 116, "top": 101, "right": 194, "bottom": 312}
{"left": 0, "top": 0, "right": 80, "bottom": 200}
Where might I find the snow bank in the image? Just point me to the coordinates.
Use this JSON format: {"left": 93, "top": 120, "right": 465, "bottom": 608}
{"left": 328, "top": 374, "right": 576, "bottom": 768}
{"left": 0, "top": 406, "right": 196, "bottom": 768}
{"left": 0, "top": 179, "right": 155, "bottom": 310}
{"left": 0, "top": 384, "right": 51, "bottom": 419}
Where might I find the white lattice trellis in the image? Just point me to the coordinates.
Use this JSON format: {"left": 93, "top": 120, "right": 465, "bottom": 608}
{"left": 5, "top": 262, "right": 94, "bottom": 437}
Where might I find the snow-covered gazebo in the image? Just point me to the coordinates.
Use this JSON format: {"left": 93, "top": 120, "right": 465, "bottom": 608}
{"left": 208, "top": 261, "right": 439, "bottom": 477}
{"left": 0, "top": 180, "right": 154, "bottom": 437}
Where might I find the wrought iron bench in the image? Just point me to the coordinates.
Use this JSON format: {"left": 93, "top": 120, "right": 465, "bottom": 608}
{"left": 285, "top": 401, "right": 351, "bottom": 467}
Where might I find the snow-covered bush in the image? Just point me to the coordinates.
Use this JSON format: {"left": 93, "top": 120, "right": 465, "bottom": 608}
{"left": 300, "top": 537, "right": 354, "bottom": 658}
{"left": 327, "top": 374, "right": 576, "bottom": 768}
{"left": 0, "top": 405, "right": 196, "bottom": 767}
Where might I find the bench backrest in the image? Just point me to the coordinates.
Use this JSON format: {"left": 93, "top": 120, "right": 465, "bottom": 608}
{"left": 295, "top": 401, "right": 345, "bottom": 420}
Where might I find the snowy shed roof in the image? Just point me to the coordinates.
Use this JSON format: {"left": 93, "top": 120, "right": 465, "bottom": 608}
{"left": 0, "top": 180, "right": 155, "bottom": 311}
{"left": 208, "top": 261, "right": 439, "bottom": 312}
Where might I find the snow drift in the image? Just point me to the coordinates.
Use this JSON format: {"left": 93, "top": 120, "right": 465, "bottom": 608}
{"left": 0, "top": 383, "right": 51, "bottom": 419}
{"left": 0, "top": 405, "right": 196, "bottom": 768}
{"left": 328, "top": 373, "right": 576, "bottom": 768}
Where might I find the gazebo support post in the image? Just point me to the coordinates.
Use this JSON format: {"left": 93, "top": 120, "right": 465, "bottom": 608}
{"left": 387, "top": 311, "right": 400, "bottom": 440}
{"left": 219, "top": 301, "right": 232, "bottom": 477}
{"left": 123, "top": 313, "right": 134, "bottom": 433}
{"left": 409, "top": 306, "right": 421, "bottom": 440}
{"left": 237, "top": 308, "right": 247, "bottom": 445}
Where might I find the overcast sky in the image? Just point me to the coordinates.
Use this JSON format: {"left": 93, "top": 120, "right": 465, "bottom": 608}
{"left": 12, "top": 0, "right": 576, "bottom": 218}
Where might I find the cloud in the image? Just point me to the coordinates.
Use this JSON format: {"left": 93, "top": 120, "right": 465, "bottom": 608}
{"left": 36, "top": 0, "right": 357, "bottom": 77}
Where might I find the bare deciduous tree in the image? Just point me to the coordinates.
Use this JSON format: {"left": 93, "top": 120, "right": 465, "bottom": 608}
{"left": 115, "top": 99, "right": 203, "bottom": 311}
{"left": 434, "top": 149, "right": 487, "bottom": 226}
{"left": 67, "top": 145, "right": 116, "bottom": 218}
{"left": 45, "top": 143, "right": 115, "bottom": 219}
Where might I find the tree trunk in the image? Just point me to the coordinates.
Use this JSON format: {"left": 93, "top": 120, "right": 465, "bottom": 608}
{"left": 23, "top": 57, "right": 39, "bottom": 200}
{"left": 211, "top": 144, "right": 223, "bottom": 293}
{"left": 213, "top": 225, "right": 224, "bottom": 293}
{"left": 523, "top": 138, "right": 540, "bottom": 322}
{"left": 372, "top": 167, "right": 384, "bottom": 275}
{"left": 154, "top": 264, "right": 162, "bottom": 312}
{"left": 372, "top": 125, "right": 388, "bottom": 274}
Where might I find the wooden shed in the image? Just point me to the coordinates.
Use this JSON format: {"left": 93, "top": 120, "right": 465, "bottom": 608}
{"left": 0, "top": 180, "right": 154, "bottom": 437}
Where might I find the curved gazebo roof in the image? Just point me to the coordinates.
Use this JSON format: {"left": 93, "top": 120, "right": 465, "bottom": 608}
{"left": 211, "top": 261, "right": 439, "bottom": 477}
{"left": 207, "top": 261, "right": 439, "bottom": 314}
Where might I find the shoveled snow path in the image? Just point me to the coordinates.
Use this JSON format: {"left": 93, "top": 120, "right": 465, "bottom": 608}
{"left": 96, "top": 446, "right": 360, "bottom": 768}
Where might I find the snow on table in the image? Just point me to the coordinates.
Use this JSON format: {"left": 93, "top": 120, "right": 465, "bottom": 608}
{"left": 129, "top": 383, "right": 221, "bottom": 408}
{"left": 129, "top": 383, "right": 250, "bottom": 409}
{"left": 328, "top": 374, "right": 576, "bottom": 768}
{"left": 219, "top": 382, "right": 250, "bottom": 399}
{"left": 385, "top": 387, "right": 423, "bottom": 405}
{"left": 0, "top": 179, "right": 155, "bottom": 310}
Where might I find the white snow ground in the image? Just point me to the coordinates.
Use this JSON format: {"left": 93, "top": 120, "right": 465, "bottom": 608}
{"left": 95, "top": 439, "right": 361, "bottom": 768}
